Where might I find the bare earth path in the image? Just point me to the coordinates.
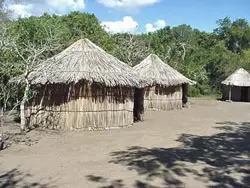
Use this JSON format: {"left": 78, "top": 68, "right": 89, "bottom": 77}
{"left": 1, "top": 100, "right": 250, "bottom": 188}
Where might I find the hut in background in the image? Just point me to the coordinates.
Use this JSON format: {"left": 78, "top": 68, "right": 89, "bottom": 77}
{"left": 25, "top": 38, "right": 142, "bottom": 130}
{"left": 133, "top": 54, "right": 196, "bottom": 111}
{"left": 221, "top": 68, "right": 250, "bottom": 102}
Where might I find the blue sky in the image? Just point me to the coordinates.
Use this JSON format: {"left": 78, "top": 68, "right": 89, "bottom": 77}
{"left": 7, "top": 0, "right": 250, "bottom": 33}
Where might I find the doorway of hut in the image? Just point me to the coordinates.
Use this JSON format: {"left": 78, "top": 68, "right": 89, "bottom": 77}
{"left": 133, "top": 88, "right": 144, "bottom": 122}
{"left": 182, "top": 83, "right": 188, "bottom": 107}
{"left": 241, "top": 87, "right": 249, "bottom": 102}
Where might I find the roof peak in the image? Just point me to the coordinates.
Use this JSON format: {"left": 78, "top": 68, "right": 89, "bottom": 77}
{"left": 146, "top": 54, "right": 166, "bottom": 65}
{"left": 64, "top": 38, "right": 104, "bottom": 53}
{"left": 149, "top": 53, "right": 157, "bottom": 57}
{"left": 234, "top": 67, "right": 249, "bottom": 74}
{"left": 148, "top": 53, "right": 160, "bottom": 58}
{"left": 25, "top": 38, "right": 141, "bottom": 87}
{"left": 133, "top": 53, "right": 196, "bottom": 86}
{"left": 76, "top": 38, "right": 92, "bottom": 43}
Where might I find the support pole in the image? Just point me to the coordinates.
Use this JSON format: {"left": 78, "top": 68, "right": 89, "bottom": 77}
{"left": 229, "top": 86, "right": 232, "bottom": 101}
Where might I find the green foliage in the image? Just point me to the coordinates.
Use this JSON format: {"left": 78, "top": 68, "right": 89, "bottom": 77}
{"left": 112, "top": 33, "right": 152, "bottom": 66}
{"left": 215, "top": 17, "right": 250, "bottom": 53}
{"left": 146, "top": 18, "right": 250, "bottom": 96}
{"left": 60, "top": 11, "right": 115, "bottom": 52}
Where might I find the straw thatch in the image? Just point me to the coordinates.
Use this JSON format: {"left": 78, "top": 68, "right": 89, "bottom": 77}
{"left": 143, "top": 85, "right": 183, "bottom": 111}
{"left": 25, "top": 38, "right": 145, "bottom": 130}
{"left": 133, "top": 54, "right": 196, "bottom": 111}
{"left": 221, "top": 68, "right": 250, "bottom": 102}
{"left": 133, "top": 54, "right": 196, "bottom": 86}
{"left": 28, "top": 38, "right": 141, "bottom": 87}
{"left": 221, "top": 68, "right": 250, "bottom": 87}
{"left": 29, "top": 83, "right": 135, "bottom": 130}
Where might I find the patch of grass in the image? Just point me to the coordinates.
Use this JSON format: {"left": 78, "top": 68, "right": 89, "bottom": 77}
{"left": 189, "top": 94, "right": 221, "bottom": 100}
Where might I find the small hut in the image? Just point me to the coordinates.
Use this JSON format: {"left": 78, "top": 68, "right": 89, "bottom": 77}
{"left": 221, "top": 68, "right": 250, "bottom": 102}
{"left": 25, "top": 38, "right": 142, "bottom": 130}
{"left": 133, "top": 54, "right": 196, "bottom": 111}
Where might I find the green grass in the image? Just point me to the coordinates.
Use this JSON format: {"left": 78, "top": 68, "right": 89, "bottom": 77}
{"left": 189, "top": 94, "right": 221, "bottom": 100}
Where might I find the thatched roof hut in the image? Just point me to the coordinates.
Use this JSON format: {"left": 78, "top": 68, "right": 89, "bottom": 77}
{"left": 134, "top": 54, "right": 196, "bottom": 86}
{"left": 133, "top": 54, "right": 196, "bottom": 111}
{"left": 26, "top": 38, "right": 143, "bottom": 130}
{"left": 221, "top": 68, "right": 250, "bottom": 102}
{"left": 28, "top": 38, "right": 140, "bottom": 87}
{"left": 221, "top": 68, "right": 250, "bottom": 87}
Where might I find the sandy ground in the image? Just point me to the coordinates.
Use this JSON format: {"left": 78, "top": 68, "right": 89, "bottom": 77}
{"left": 0, "top": 100, "right": 250, "bottom": 188}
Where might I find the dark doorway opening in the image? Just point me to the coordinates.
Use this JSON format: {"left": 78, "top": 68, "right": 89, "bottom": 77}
{"left": 182, "top": 84, "right": 188, "bottom": 107}
{"left": 241, "top": 87, "right": 248, "bottom": 102}
{"left": 133, "top": 88, "right": 144, "bottom": 122}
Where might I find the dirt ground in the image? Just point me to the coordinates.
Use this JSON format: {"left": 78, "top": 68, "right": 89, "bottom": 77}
{"left": 0, "top": 100, "right": 250, "bottom": 188}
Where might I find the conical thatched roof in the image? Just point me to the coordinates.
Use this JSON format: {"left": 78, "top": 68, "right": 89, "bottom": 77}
{"left": 221, "top": 68, "right": 250, "bottom": 87}
{"left": 27, "top": 38, "right": 142, "bottom": 87}
{"left": 133, "top": 54, "right": 196, "bottom": 86}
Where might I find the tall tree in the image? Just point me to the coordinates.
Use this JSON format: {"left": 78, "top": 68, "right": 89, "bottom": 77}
{"left": 8, "top": 18, "right": 62, "bottom": 133}
{"left": 113, "top": 32, "right": 152, "bottom": 66}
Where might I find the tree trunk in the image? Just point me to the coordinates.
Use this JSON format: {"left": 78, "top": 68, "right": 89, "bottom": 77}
{"left": 20, "top": 79, "right": 29, "bottom": 134}
{"left": 181, "top": 44, "right": 186, "bottom": 61}
{"left": 0, "top": 106, "right": 3, "bottom": 150}
{"left": 0, "top": 106, "right": 3, "bottom": 135}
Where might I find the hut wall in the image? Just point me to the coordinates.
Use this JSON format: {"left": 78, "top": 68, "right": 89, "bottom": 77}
{"left": 144, "top": 85, "right": 183, "bottom": 111}
{"left": 27, "top": 83, "right": 134, "bottom": 130}
{"left": 222, "top": 86, "right": 242, "bottom": 101}
{"left": 248, "top": 87, "right": 250, "bottom": 102}
{"left": 222, "top": 85, "right": 227, "bottom": 100}
{"left": 222, "top": 85, "right": 229, "bottom": 100}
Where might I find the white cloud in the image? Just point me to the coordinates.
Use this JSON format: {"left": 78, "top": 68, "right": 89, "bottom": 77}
{"left": 155, "top": 20, "right": 166, "bottom": 28}
{"left": 101, "top": 16, "right": 139, "bottom": 34}
{"left": 97, "top": 0, "right": 160, "bottom": 10}
{"left": 47, "top": 0, "right": 85, "bottom": 13}
{"left": 145, "top": 19, "right": 166, "bottom": 32}
{"left": 7, "top": 0, "right": 86, "bottom": 18}
{"left": 8, "top": 4, "right": 33, "bottom": 18}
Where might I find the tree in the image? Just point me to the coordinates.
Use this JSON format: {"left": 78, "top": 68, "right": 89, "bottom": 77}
{"left": 229, "top": 19, "right": 250, "bottom": 53}
{"left": 113, "top": 31, "right": 152, "bottom": 66}
{"left": 214, "top": 17, "right": 232, "bottom": 38}
{"left": 215, "top": 17, "right": 250, "bottom": 53}
{"left": 0, "top": 22, "right": 8, "bottom": 143}
{"left": 0, "top": 22, "right": 20, "bottom": 145}
{"left": 8, "top": 18, "right": 62, "bottom": 133}
{"left": 61, "top": 11, "right": 115, "bottom": 52}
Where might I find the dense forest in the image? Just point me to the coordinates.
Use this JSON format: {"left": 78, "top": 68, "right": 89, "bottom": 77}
{"left": 1, "top": 11, "right": 250, "bottom": 110}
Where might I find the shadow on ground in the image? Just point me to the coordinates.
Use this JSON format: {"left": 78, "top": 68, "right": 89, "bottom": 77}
{"left": 86, "top": 175, "right": 158, "bottom": 188}
{"left": 87, "top": 122, "right": 250, "bottom": 188}
{"left": 0, "top": 168, "right": 54, "bottom": 188}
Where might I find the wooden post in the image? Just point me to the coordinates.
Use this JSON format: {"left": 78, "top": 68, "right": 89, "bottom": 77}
{"left": 229, "top": 86, "right": 232, "bottom": 101}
